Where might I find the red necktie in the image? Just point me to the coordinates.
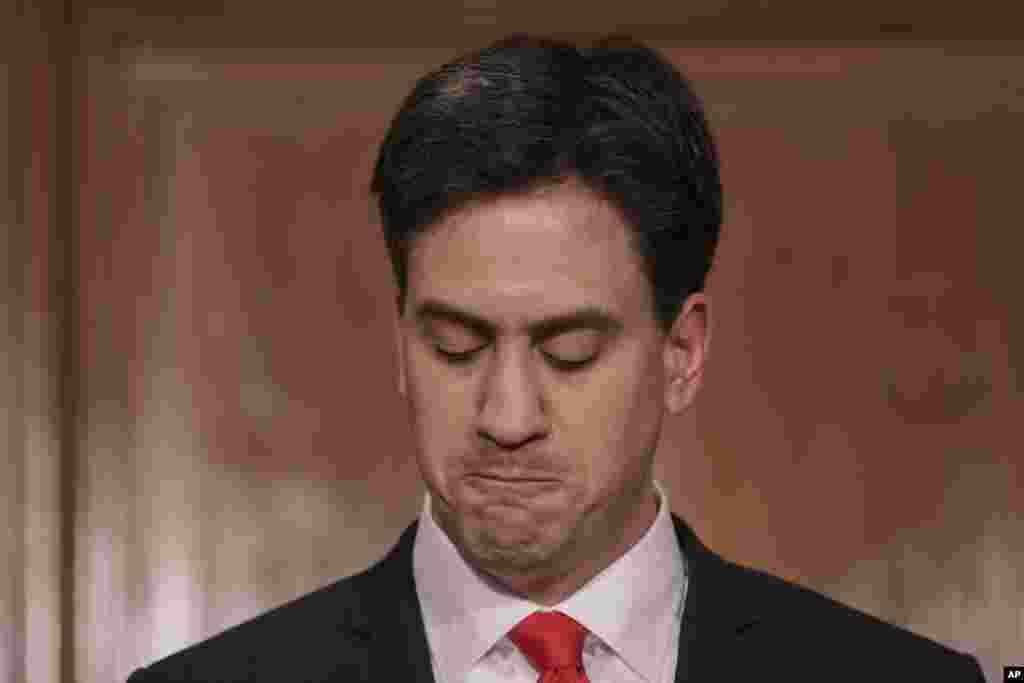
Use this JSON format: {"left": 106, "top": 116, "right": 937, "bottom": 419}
{"left": 508, "top": 610, "right": 593, "bottom": 683}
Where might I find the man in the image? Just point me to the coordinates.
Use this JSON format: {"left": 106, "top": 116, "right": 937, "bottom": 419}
{"left": 128, "top": 35, "right": 984, "bottom": 682}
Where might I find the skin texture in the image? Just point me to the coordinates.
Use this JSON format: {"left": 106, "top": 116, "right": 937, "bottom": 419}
{"left": 393, "top": 179, "right": 710, "bottom": 606}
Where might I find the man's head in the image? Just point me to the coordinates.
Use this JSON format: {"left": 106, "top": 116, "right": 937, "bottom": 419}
{"left": 371, "top": 35, "right": 721, "bottom": 605}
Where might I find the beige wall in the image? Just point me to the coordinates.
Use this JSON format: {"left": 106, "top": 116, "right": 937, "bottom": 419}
{"left": 3, "top": 5, "right": 1023, "bottom": 683}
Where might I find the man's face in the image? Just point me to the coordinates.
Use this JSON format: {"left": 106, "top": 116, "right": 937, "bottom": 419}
{"left": 394, "top": 181, "right": 706, "bottom": 604}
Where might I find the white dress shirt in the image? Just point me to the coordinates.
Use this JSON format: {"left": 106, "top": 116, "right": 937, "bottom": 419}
{"left": 412, "top": 478, "right": 688, "bottom": 683}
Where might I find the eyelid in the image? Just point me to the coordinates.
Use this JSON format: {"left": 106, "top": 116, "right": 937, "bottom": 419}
{"left": 427, "top": 319, "right": 606, "bottom": 343}
{"left": 543, "top": 330, "right": 601, "bottom": 357}
{"left": 432, "top": 344, "right": 595, "bottom": 371}
{"left": 434, "top": 345, "right": 480, "bottom": 359}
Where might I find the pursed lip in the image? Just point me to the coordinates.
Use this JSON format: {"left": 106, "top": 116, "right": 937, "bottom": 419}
{"left": 471, "top": 472, "right": 558, "bottom": 483}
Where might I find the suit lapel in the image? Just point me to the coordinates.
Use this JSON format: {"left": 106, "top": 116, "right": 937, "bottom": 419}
{"left": 670, "top": 513, "right": 763, "bottom": 682}
{"left": 339, "top": 520, "right": 436, "bottom": 683}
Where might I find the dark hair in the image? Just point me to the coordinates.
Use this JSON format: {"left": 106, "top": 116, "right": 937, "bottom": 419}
{"left": 370, "top": 34, "right": 722, "bottom": 335}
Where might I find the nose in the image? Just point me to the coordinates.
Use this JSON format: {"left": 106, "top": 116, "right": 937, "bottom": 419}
{"left": 476, "top": 348, "right": 549, "bottom": 449}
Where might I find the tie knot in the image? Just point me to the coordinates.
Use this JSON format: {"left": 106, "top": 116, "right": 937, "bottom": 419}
{"left": 508, "top": 611, "right": 588, "bottom": 673}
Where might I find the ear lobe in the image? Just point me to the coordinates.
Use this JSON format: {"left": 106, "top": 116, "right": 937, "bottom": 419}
{"left": 664, "top": 364, "right": 689, "bottom": 415}
{"left": 665, "top": 347, "right": 707, "bottom": 414}
{"left": 663, "top": 293, "right": 710, "bottom": 414}
{"left": 667, "top": 368, "right": 703, "bottom": 414}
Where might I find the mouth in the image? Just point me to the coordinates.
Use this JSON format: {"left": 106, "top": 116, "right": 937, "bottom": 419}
{"left": 471, "top": 473, "right": 558, "bottom": 483}
{"left": 466, "top": 474, "right": 561, "bottom": 492}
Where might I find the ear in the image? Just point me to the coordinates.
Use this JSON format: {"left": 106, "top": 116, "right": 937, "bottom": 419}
{"left": 394, "top": 312, "right": 407, "bottom": 398}
{"left": 664, "top": 292, "right": 711, "bottom": 415}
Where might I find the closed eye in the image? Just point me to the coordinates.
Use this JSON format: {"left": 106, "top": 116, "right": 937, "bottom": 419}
{"left": 434, "top": 347, "right": 479, "bottom": 365}
{"left": 433, "top": 346, "right": 594, "bottom": 372}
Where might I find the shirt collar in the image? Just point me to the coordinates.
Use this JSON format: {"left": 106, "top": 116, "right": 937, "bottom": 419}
{"left": 413, "top": 479, "right": 687, "bottom": 683}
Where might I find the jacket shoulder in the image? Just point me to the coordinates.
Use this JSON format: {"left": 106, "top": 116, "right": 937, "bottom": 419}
{"left": 126, "top": 569, "right": 374, "bottom": 683}
{"left": 708, "top": 556, "right": 984, "bottom": 678}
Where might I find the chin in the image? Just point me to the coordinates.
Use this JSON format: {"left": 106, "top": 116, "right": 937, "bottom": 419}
{"left": 469, "top": 526, "right": 566, "bottom": 574}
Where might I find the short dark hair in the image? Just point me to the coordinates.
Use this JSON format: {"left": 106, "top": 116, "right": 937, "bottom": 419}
{"left": 370, "top": 34, "right": 722, "bottom": 335}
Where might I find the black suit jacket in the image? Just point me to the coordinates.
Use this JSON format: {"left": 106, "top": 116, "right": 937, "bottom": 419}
{"left": 128, "top": 513, "right": 985, "bottom": 682}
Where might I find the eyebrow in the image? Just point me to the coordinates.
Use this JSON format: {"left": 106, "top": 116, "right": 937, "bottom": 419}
{"left": 413, "top": 298, "right": 625, "bottom": 341}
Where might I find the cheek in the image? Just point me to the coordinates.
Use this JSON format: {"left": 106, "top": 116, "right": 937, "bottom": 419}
{"left": 405, "top": 351, "right": 471, "bottom": 447}
{"left": 562, "top": 356, "right": 665, "bottom": 484}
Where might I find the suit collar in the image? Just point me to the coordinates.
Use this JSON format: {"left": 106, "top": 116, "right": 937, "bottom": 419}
{"left": 341, "top": 520, "right": 435, "bottom": 681}
{"left": 669, "top": 513, "right": 764, "bottom": 681}
{"left": 340, "top": 512, "right": 763, "bottom": 682}
{"left": 670, "top": 512, "right": 764, "bottom": 634}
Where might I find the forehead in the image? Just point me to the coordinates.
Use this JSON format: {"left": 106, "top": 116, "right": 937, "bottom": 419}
{"left": 406, "top": 183, "right": 651, "bottom": 332}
